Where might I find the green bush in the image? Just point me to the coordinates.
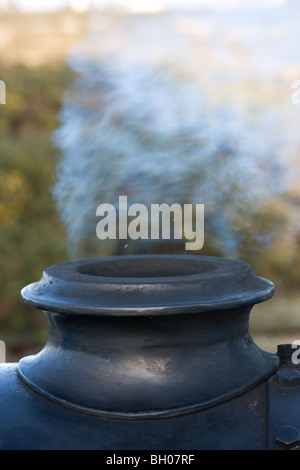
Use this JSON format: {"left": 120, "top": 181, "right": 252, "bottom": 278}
{"left": 0, "top": 62, "right": 73, "bottom": 360}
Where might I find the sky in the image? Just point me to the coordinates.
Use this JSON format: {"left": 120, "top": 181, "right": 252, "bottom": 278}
{"left": 11, "top": 0, "right": 289, "bottom": 13}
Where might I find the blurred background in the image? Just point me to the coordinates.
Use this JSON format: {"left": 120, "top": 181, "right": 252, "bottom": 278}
{"left": 1, "top": 0, "right": 300, "bottom": 361}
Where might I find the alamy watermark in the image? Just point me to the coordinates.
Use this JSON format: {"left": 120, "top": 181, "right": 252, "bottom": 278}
{"left": 0, "top": 341, "right": 6, "bottom": 363}
{"left": 0, "top": 80, "right": 6, "bottom": 105}
{"left": 291, "top": 340, "right": 300, "bottom": 364}
{"left": 96, "top": 196, "right": 204, "bottom": 250}
{"left": 291, "top": 80, "right": 300, "bottom": 105}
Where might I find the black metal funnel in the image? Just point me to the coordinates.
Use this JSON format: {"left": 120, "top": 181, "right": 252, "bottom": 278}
{"left": 19, "top": 254, "right": 278, "bottom": 419}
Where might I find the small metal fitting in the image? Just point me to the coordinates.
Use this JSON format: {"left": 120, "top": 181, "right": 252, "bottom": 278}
{"left": 275, "top": 426, "right": 300, "bottom": 450}
{"left": 277, "top": 344, "right": 296, "bottom": 365}
{"left": 276, "top": 369, "right": 300, "bottom": 387}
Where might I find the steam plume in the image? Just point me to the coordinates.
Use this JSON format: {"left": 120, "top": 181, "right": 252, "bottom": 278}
{"left": 53, "top": 5, "right": 300, "bottom": 257}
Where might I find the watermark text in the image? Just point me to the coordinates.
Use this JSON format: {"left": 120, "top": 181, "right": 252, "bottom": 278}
{"left": 0, "top": 340, "right": 5, "bottom": 363}
{"left": 291, "top": 340, "right": 300, "bottom": 364}
{"left": 0, "top": 80, "right": 5, "bottom": 104}
{"left": 291, "top": 80, "right": 300, "bottom": 105}
{"left": 96, "top": 196, "right": 204, "bottom": 250}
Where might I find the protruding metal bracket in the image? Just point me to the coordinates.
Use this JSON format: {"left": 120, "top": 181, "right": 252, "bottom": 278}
{"left": 268, "top": 344, "right": 300, "bottom": 450}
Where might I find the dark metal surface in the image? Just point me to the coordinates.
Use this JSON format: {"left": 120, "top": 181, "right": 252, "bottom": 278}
{"left": 18, "top": 255, "right": 278, "bottom": 418}
{"left": 268, "top": 345, "right": 300, "bottom": 450}
{"left": 0, "top": 363, "right": 270, "bottom": 450}
{"left": 20, "top": 254, "right": 275, "bottom": 315}
{"left": 0, "top": 254, "right": 296, "bottom": 450}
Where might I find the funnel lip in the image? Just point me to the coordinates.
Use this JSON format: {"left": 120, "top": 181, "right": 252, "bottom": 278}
{"left": 21, "top": 254, "right": 274, "bottom": 316}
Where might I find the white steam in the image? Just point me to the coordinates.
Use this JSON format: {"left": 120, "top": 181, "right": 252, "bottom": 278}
{"left": 53, "top": 6, "right": 300, "bottom": 257}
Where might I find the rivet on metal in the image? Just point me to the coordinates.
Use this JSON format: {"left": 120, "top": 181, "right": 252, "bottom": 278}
{"left": 275, "top": 426, "right": 300, "bottom": 450}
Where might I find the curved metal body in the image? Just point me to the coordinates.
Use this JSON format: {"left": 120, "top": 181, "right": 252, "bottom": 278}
{"left": 0, "top": 255, "right": 297, "bottom": 450}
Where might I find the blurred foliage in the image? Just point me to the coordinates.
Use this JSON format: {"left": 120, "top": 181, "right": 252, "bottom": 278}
{"left": 0, "top": 61, "right": 73, "bottom": 360}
